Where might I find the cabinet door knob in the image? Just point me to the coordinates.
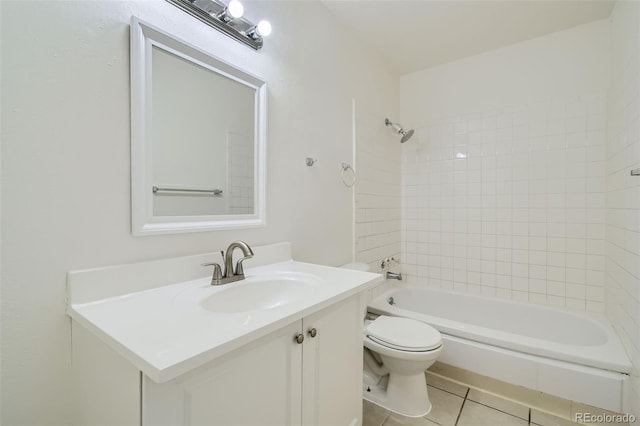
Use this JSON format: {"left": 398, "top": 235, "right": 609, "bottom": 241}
{"left": 294, "top": 333, "right": 305, "bottom": 344}
{"left": 308, "top": 328, "right": 317, "bottom": 338}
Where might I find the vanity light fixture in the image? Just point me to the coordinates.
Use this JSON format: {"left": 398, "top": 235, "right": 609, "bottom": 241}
{"left": 166, "top": 0, "right": 271, "bottom": 50}
{"left": 218, "top": 0, "right": 243, "bottom": 21}
{"left": 247, "top": 20, "right": 272, "bottom": 39}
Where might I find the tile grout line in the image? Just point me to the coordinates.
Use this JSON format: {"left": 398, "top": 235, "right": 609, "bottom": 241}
{"left": 428, "top": 383, "right": 468, "bottom": 399}
{"left": 454, "top": 387, "right": 470, "bottom": 426}
{"left": 379, "top": 407, "right": 391, "bottom": 426}
{"left": 466, "top": 396, "right": 531, "bottom": 422}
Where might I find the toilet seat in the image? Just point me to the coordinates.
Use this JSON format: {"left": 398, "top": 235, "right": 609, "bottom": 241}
{"left": 365, "top": 316, "right": 442, "bottom": 352}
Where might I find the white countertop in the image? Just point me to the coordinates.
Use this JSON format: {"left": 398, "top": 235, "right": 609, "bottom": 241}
{"left": 67, "top": 243, "right": 382, "bottom": 383}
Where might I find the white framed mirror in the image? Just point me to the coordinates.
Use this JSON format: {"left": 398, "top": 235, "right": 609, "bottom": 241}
{"left": 130, "top": 17, "right": 266, "bottom": 236}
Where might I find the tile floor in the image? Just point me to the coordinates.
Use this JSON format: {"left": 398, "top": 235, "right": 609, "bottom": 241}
{"left": 362, "top": 373, "right": 629, "bottom": 426}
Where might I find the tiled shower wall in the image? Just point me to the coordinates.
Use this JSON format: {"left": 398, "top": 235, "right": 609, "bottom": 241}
{"left": 401, "top": 93, "right": 608, "bottom": 311}
{"left": 606, "top": 1, "right": 640, "bottom": 417}
{"left": 354, "top": 103, "right": 402, "bottom": 274}
{"left": 227, "top": 131, "right": 254, "bottom": 214}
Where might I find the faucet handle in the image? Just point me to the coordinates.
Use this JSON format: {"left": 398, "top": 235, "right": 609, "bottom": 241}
{"left": 234, "top": 256, "right": 251, "bottom": 276}
{"left": 202, "top": 262, "right": 223, "bottom": 284}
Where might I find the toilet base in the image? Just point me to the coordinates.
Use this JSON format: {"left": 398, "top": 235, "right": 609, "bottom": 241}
{"left": 363, "top": 371, "right": 432, "bottom": 418}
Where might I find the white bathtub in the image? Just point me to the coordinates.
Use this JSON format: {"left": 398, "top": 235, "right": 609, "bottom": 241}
{"left": 368, "top": 287, "right": 632, "bottom": 412}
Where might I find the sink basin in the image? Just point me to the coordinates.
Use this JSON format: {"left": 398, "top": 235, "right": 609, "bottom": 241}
{"left": 67, "top": 242, "right": 383, "bottom": 383}
{"left": 201, "top": 275, "right": 317, "bottom": 313}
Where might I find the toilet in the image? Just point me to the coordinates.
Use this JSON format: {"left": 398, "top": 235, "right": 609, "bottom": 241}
{"left": 339, "top": 262, "right": 443, "bottom": 418}
{"left": 363, "top": 315, "right": 443, "bottom": 417}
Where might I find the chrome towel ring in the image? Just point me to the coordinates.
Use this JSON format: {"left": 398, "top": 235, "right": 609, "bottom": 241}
{"left": 341, "top": 162, "right": 356, "bottom": 188}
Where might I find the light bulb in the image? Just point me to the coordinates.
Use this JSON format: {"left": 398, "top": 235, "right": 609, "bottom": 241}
{"left": 227, "top": 0, "right": 244, "bottom": 19}
{"left": 256, "top": 20, "right": 272, "bottom": 37}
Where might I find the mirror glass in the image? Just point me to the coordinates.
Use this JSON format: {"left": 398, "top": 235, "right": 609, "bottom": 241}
{"left": 130, "top": 17, "right": 266, "bottom": 235}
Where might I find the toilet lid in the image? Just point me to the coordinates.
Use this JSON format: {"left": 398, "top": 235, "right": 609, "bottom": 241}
{"left": 365, "top": 316, "right": 442, "bottom": 352}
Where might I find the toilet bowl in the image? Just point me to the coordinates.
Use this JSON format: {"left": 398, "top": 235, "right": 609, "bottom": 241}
{"left": 363, "top": 315, "right": 443, "bottom": 417}
{"left": 337, "top": 262, "right": 443, "bottom": 417}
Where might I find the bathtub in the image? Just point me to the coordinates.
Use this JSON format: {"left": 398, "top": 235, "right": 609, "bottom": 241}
{"left": 368, "top": 287, "right": 632, "bottom": 412}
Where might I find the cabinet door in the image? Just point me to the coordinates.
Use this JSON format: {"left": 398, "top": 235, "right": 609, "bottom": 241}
{"left": 143, "top": 321, "right": 303, "bottom": 426}
{"left": 301, "top": 295, "right": 364, "bottom": 426}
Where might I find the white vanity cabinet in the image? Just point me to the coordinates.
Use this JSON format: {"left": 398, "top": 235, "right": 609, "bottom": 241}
{"left": 142, "top": 320, "right": 304, "bottom": 426}
{"left": 72, "top": 294, "right": 364, "bottom": 426}
{"left": 301, "top": 295, "right": 363, "bottom": 426}
{"left": 68, "top": 243, "right": 381, "bottom": 426}
{"left": 143, "top": 295, "right": 363, "bottom": 426}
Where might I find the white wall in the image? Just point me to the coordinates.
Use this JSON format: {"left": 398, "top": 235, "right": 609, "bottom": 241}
{"left": 399, "top": 20, "right": 610, "bottom": 310}
{"left": 401, "top": 20, "right": 610, "bottom": 124}
{"left": 0, "top": 1, "right": 397, "bottom": 424}
{"left": 606, "top": 1, "right": 640, "bottom": 418}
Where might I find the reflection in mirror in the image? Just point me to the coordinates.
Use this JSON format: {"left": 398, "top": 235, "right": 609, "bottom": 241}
{"left": 130, "top": 17, "right": 266, "bottom": 235}
{"left": 151, "top": 46, "right": 255, "bottom": 217}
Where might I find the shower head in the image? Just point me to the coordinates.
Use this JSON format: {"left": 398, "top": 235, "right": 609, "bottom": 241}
{"left": 385, "top": 118, "right": 414, "bottom": 143}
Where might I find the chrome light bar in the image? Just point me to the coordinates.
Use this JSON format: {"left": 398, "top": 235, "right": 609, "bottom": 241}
{"left": 166, "top": 0, "right": 270, "bottom": 50}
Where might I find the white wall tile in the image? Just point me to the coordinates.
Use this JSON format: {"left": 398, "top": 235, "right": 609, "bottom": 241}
{"left": 606, "top": 1, "right": 640, "bottom": 419}
{"left": 401, "top": 94, "right": 607, "bottom": 312}
{"left": 399, "top": 12, "right": 638, "bottom": 419}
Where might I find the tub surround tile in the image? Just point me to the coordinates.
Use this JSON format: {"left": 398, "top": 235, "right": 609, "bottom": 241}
{"left": 401, "top": 94, "right": 608, "bottom": 313}
{"left": 457, "top": 400, "right": 529, "bottom": 426}
{"left": 354, "top": 103, "right": 402, "bottom": 269}
{"left": 606, "top": 4, "right": 640, "bottom": 423}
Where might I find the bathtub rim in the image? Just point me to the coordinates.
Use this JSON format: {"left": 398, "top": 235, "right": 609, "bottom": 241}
{"left": 368, "top": 286, "right": 632, "bottom": 375}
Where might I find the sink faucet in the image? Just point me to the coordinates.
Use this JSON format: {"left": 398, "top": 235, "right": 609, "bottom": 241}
{"left": 204, "top": 241, "right": 254, "bottom": 285}
{"left": 223, "top": 241, "right": 254, "bottom": 281}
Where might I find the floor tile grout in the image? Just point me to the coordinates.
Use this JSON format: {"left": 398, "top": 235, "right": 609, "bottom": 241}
{"left": 466, "top": 397, "right": 530, "bottom": 422}
{"left": 430, "top": 378, "right": 535, "bottom": 422}
{"left": 381, "top": 410, "right": 390, "bottom": 426}
{"left": 428, "top": 383, "right": 468, "bottom": 399}
{"left": 454, "top": 387, "right": 470, "bottom": 426}
{"left": 364, "top": 375, "right": 593, "bottom": 426}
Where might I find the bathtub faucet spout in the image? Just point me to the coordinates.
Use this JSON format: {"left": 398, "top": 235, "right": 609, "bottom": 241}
{"left": 386, "top": 271, "right": 402, "bottom": 280}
